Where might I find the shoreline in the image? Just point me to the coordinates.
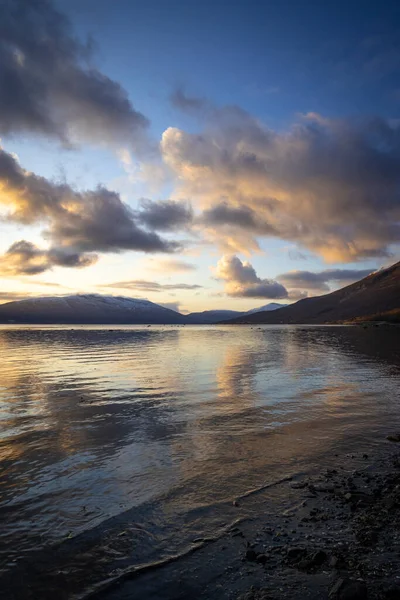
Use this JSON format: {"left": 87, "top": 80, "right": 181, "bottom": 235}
{"left": 95, "top": 441, "right": 400, "bottom": 600}
{"left": 3, "top": 440, "right": 400, "bottom": 600}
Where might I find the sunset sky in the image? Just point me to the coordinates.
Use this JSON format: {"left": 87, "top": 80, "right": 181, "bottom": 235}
{"left": 1, "top": 0, "right": 399, "bottom": 313}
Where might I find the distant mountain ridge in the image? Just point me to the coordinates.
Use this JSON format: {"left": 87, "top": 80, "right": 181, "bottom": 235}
{"left": 226, "top": 261, "right": 400, "bottom": 325}
{"left": 187, "top": 303, "right": 287, "bottom": 324}
{"left": 0, "top": 295, "right": 286, "bottom": 325}
{"left": 4, "top": 259, "right": 396, "bottom": 327}
{"left": 245, "top": 302, "right": 287, "bottom": 315}
{"left": 0, "top": 294, "right": 188, "bottom": 324}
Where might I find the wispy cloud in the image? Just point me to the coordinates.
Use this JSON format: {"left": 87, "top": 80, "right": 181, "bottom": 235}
{"left": 103, "top": 280, "right": 203, "bottom": 292}
{"left": 277, "top": 268, "right": 375, "bottom": 292}
{"left": 143, "top": 258, "right": 198, "bottom": 273}
{"left": 170, "top": 87, "right": 211, "bottom": 115}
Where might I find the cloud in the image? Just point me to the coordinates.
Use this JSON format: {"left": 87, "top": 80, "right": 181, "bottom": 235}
{"left": 200, "top": 202, "right": 276, "bottom": 234}
{"left": 198, "top": 202, "right": 278, "bottom": 253}
{"left": 170, "top": 88, "right": 210, "bottom": 115}
{"left": 287, "top": 289, "right": 309, "bottom": 301}
{"left": 213, "top": 255, "right": 288, "bottom": 299}
{"left": 145, "top": 258, "right": 198, "bottom": 273}
{"left": 136, "top": 199, "right": 193, "bottom": 231}
{"left": 103, "top": 280, "right": 203, "bottom": 292}
{"left": 158, "top": 301, "right": 181, "bottom": 312}
{"left": 0, "top": 147, "right": 181, "bottom": 271}
{"left": 288, "top": 249, "right": 308, "bottom": 261}
{"left": 0, "top": 290, "right": 34, "bottom": 303}
{"left": 161, "top": 108, "right": 400, "bottom": 262}
{"left": 0, "top": 0, "right": 149, "bottom": 153}
{"left": 0, "top": 240, "right": 96, "bottom": 275}
{"left": 277, "top": 267, "right": 375, "bottom": 292}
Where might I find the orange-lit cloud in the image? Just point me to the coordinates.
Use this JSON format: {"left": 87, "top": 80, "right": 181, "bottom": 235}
{"left": 161, "top": 108, "right": 400, "bottom": 262}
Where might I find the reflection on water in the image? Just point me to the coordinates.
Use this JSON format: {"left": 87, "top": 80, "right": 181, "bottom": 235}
{"left": 0, "top": 325, "right": 399, "bottom": 572}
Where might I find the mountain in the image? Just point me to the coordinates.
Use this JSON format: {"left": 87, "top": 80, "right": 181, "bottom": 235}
{"left": 246, "top": 302, "right": 288, "bottom": 315}
{"left": 0, "top": 294, "right": 189, "bottom": 324}
{"left": 186, "top": 303, "right": 286, "bottom": 323}
{"left": 226, "top": 261, "right": 400, "bottom": 325}
{"left": 186, "top": 310, "right": 245, "bottom": 324}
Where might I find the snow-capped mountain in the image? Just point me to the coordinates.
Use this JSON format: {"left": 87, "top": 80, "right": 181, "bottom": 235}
{"left": 245, "top": 302, "right": 288, "bottom": 315}
{"left": 0, "top": 294, "right": 189, "bottom": 324}
{"left": 0, "top": 294, "right": 289, "bottom": 325}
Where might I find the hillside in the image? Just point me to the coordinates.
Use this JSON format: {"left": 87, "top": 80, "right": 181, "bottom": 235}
{"left": 186, "top": 310, "right": 244, "bottom": 324}
{"left": 246, "top": 302, "right": 288, "bottom": 315}
{"left": 226, "top": 261, "right": 400, "bottom": 325}
{"left": 0, "top": 295, "right": 189, "bottom": 325}
{"left": 186, "top": 303, "right": 287, "bottom": 324}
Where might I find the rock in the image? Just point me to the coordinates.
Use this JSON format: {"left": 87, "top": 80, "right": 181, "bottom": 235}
{"left": 255, "top": 553, "right": 268, "bottom": 565}
{"left": 286, "top": 546, "right": 306, "bottom": 560}
{"left": 297, "top": 558, "right": 313, "bottom": 570}
{"left": 245, "top": 549, "right": 258, "bottom": 561}
{"left": 296, "top": 550, "right": 327, "bottom": 571}
{"left": 329, "top": 578, "right": 368, "bottom": 600}
{"left": 328, "top": 555, "right": 339, "bottom": 568}
{"left": 330, "top": 579, "right": 345, "bottom": 598}
{"left": 290, "top": 481, "right": 308, "bottom": 489}
{"left": 387, "top": 434, "right": 400, "bottom": 442}
{"left": 314, "top": 483, "right": 335, "bottom": 492}
{"left": 310, "top": 549, "right": 327, "bottom": 566}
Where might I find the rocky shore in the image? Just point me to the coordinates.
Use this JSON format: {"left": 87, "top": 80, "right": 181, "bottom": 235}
{"left": 95, "top": 443, "right": 400, "bottom": 600}
{"left": 3, "top": 442, "right": 400, "bottom": 600}
{"left": 236, "top": 445, "right": 400, "bottom": 600}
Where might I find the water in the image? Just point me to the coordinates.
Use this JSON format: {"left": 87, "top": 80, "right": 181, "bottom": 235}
{"left": 0, "top": 324, "right": 399, "bottom": 587}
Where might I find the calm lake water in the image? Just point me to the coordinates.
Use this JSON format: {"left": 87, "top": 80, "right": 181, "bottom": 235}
{"left": 0, "top": 325, "right": 399, "bottom": 582}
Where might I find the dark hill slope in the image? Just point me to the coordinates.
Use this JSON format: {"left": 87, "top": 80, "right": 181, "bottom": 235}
{"left": 227, "top": 261, "right": 400, "bottom": 324}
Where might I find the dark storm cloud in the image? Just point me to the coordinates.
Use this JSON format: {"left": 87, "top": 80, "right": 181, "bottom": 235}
{"left": 278, "top": 268, "right": 375, "bottom": 291}
{"left": 136, "top": 199, "right": 193, "bottom": 231}
{"left": 0, "top": 148, "right": 181, "bottom": 272}
{"left": 0, "top": 0, "right": 149, "bottom": 152}
{"left": 104, "top": 280, "right": 202, "bottom": 292}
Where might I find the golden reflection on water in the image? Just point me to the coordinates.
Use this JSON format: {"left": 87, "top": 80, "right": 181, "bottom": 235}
{"left": 0, "top": 324, "right": 399, "bottom": 562}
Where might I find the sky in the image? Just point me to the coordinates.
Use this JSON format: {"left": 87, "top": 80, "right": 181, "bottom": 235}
{"left": 0, "top": 0, "right": 399, "bottom": 314}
